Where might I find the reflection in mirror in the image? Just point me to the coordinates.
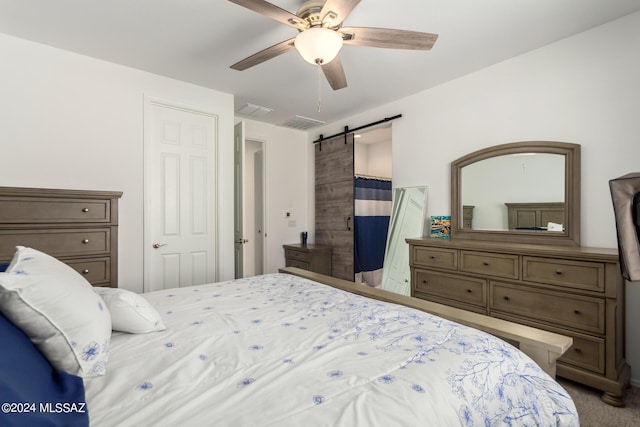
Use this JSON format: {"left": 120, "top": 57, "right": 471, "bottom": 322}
{"left": 380, "top": 186, "right": 428, "bottom": 295}
{"left": 451, "top": 141, "right": 581, "bottom": 246}
{"left": 461, "top": 153, "right": 565, "bottom": 230}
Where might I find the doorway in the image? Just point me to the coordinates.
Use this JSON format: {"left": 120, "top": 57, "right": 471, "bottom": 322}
{"left": 243, "top": 139, "right": 265, "bottom": 276}
{"left": 234, "top": 121, "right": 266, "bottom": 279}
{"left": 353, "top": 125, "right": 393, "bottom": 288}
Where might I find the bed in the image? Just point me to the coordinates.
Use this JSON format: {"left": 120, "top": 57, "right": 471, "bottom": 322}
{"left": 1, "top": 246, "right": 579, "bottom": 426}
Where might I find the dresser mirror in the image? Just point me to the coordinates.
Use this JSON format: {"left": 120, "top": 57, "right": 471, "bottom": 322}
{"left": 451, "top": 141, "right": 581, "bottom": 246}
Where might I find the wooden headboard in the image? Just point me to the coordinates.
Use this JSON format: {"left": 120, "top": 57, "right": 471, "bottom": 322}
{"left": 0, "top": 187, "right": 122, "bottom": 288}
{"left": 504, "top": 202, "right": 564, "bottom": 230}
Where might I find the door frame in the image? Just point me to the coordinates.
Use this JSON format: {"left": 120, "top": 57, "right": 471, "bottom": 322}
{"left": 142, "top": 95, "right": 220, "bottom": 291}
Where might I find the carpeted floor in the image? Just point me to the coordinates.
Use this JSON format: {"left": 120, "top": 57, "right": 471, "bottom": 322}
{"left": 557, "top": 378, "right": 640, "bottom": 426}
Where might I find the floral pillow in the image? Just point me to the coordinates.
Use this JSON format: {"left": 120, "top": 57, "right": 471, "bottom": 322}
{"left": 0, "top": 246, "right": 111, "bottom": 377}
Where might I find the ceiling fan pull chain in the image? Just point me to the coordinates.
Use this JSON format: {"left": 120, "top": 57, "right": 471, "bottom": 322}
{"left": 317, "top": 62, "right": 322, "bottom": 112}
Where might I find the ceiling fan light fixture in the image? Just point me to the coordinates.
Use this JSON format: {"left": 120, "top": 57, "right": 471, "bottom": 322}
{"left": 294, "top": 27, "right": 343, "bottom": 65}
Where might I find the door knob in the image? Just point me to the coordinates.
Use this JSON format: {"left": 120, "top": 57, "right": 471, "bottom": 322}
{"left": 235, "top": 239, "right": 249, "bottom": 244}
{"left": 152, "top": 243, "right": 168, "bottom": 249}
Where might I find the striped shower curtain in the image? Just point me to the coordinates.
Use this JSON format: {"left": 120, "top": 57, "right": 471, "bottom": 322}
{"left": 354, "top": 177, "right": 392, "bottom": 287}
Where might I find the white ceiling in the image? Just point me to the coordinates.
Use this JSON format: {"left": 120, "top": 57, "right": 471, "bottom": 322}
{"left": 2, "top": 0, "right": 640, "bottom": 129}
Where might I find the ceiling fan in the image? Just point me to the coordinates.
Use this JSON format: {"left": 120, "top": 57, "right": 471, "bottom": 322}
{"left": 228, "top": 0, "right": 438, "bottom": 90}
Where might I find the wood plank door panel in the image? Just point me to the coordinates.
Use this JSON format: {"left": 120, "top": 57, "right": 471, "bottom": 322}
{"left": 315, "top": 134, "right": 354, "bottom": 281}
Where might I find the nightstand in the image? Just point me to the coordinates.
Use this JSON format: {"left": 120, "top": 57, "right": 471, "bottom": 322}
{"left": 283, "top": 243, "right": 331, "bottom": 275}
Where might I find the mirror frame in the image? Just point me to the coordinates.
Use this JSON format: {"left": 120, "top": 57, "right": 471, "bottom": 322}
{"left": 451, "top": 141, "right": 581, "bottom": 246}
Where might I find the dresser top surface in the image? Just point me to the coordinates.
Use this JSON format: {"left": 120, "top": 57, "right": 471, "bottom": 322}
{"left": 0, "top": 186, "right": 122, "bottom": 199}
{"left": 406, "top": 237, "right": 619, "bottom": 262}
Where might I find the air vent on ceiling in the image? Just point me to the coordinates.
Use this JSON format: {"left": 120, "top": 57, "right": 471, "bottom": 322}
{"left": 281, "top": 115, "right": 326, "bottom": 130}
{"left": 236, "top": 103, "right": 273, "bottom": 117}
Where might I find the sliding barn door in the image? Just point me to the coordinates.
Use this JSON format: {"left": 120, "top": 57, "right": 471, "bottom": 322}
{"left": 315, "top": 134, "right": 354, "bottom": 281}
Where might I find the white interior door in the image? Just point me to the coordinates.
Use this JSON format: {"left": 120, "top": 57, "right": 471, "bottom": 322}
{"left": 144, "top": 97, "right": 217, "bottom": 292}
{"left": 234, "top": 122, "right": 245, "bottom": 278}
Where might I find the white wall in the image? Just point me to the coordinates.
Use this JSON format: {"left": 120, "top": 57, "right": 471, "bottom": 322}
{"left": 0, "top": 33, "right": 235, "bottom": 293}
{"left": 355, "top": 140, "right": 392, "bottom": 178}
{"left": 240, "top": 118, "right": 310, "bottom": 274}
{"left": 312, "top": 12, "right": 640, "bottom": 385}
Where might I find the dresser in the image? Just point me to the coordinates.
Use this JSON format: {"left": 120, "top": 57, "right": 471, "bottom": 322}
{"left": 0, "top": 187, "right": 122, "bottom": 288}
{"left": 283, "top": 243, "right": 331, "bottom": 275}
{"left": 407, "top": 237, "right": 630, "bottom": 406}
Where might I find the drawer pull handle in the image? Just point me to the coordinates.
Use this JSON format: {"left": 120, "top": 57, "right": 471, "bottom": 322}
{"left": 503, "top": 296, "right": 510, "bottom": 301}
{"left": 555, "top": 270, "right": 563, "bottom": 275}
{"left": 422, "top": 280, "right": 428, "bottom": 284}
{"left": 466, "top": 289, "right": 473, "bottom": 293}
{"left": 574, "top": 309, "right": 581, "bottom": 315}
{"left": 82, "top": 208, "right": 89, "bottom": 212}
{"left": 483, "top": 261, "right": 490, "bottom": 266}
{"left": 429, "top": 255, "right": 436, "bottom": 260}
{"left": 82, "top": 239, "right": 89, "bottom": 244}
{"left": 82, "top": 269, "right": 90, "bottom": 274}
{"left": 574, "top": 348, "right": 582, "bottom": 354}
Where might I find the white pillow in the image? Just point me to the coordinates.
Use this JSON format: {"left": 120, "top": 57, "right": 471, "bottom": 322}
{"left": 0, "top": 246, "right": 111, "bottom": 377}
{"left": 94, "top": 288, "right": 166, "bottom": 334}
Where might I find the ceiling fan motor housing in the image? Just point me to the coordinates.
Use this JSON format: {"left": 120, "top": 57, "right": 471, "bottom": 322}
{"left": 297, "top": 0, "right": 339, "bottom": 29}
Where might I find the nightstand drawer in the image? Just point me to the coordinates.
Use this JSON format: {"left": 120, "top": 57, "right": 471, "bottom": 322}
{"left": 283, "top": 244, "right": 331, "bottom": 275}
{"left": 490, "top": 282, "right": 604, "bottom": 334}
{"left": 286, "top": 258, "right": 310, "bottom": 270}
{"left": 414, "top": 269, "right": 486, "bottom": 307}
{"left": 412, "top": 246, "right": 458, "bottom": 270}
{"left": 523, "top": 256, "right": 605, "bottom": 292}
{"left": 460, "top": 251, "right": 519, "bottom": 279}
{"left": 285, "top": 248, "right": 310, "bottom": 262}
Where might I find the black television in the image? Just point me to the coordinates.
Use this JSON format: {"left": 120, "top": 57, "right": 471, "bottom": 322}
{"left": 609, "top": 173, "right": 640, "bottom": 281}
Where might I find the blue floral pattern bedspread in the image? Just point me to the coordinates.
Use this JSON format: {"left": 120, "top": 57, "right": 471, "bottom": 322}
{"left": 84, "top": 273, "right": 578, "bottom": 426}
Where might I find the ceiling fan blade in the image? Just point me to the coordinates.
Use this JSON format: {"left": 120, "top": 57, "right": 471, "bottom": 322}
{"left": 340, "top": 27, "right": 438, "bottom": 50}
{"left": 321, "top": 56, "right": 347, "bottom": 90}
{"left": 230, "top": 38, "right": 296, "bottom": 71}
{"left": 320, "top": 0, "right": 361, "bottom": 28}
{"left": 227, "top": 0, "right": 308, "bottom": 30}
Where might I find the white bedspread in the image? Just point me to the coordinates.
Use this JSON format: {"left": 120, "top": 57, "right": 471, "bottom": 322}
{"left": 84, "top": 273, "right": 578, "bottom": 426}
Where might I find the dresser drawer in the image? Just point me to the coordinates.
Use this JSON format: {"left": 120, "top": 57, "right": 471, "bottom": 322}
{"left": 490, "top": 282, "right": 604, "bottom": 334}
{"left": 414, "top": 269, "right": 486, "bottom": 307}
{"left": 412, "top": 246, "right": 458, "bottom": 270}
{"left": 560, "top": 334, "right": 605, "bottom": 374}
{"left": 0, "top": 229, "right": 110, "bottom": 259}
{"left": 66, "top": 257, "right": 111, "bottom": 286}
{"left": 0, "top": 198, "right": 111, "bottom": 223}
{"left": 493, "top": 312, "right": 605, "bottom": 374}
{"left": 285, "top": 248, "right": 310, "bottom": 262}
{"left": 460, "top": 251, "right": 519, "bottom": 279}
{"left": 522, "top": 256, "right": 605, "bottom": 292}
